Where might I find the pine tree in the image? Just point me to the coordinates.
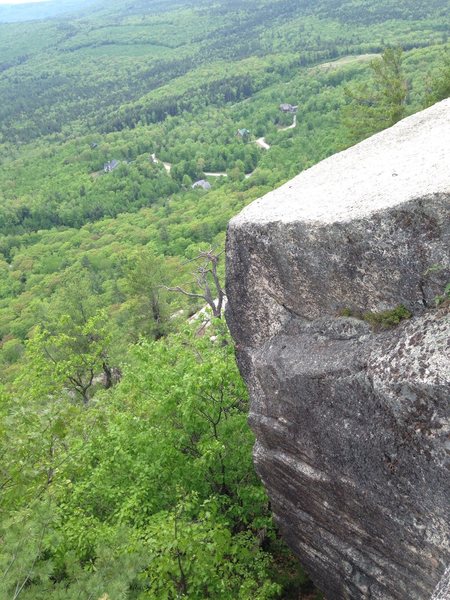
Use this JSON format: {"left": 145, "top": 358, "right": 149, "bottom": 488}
{"left": 343, "top": 48, "right": 408, "bottom": 142}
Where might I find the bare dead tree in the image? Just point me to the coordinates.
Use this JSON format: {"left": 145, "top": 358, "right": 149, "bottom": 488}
{"left": 163, "top": 248, "right": 225, "bottom": 319}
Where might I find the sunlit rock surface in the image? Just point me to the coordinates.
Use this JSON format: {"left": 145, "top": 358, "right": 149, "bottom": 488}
{"left": 226, "top": 99, "right": 450, "bottom": 600}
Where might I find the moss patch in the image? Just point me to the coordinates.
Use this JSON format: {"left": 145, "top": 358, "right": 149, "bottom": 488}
{"left": 339, "top": 304, "right": 412, "bottom": 331}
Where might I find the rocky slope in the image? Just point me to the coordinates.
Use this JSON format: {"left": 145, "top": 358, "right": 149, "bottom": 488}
{"left": 226, "top": 99, "right": 450, "bottom": 599}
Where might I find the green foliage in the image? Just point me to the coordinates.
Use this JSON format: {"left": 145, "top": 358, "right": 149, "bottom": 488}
{"left": 343, "top": 47, "right": 407, "bottom": 141}
{"left": 120, "top": 249, "right": 178, "bottom": 340}
{"left": 23, "top": 310, "right": 113, "bottom": 404}
{"left": 340, "top": 304, "right": 412, "bottom": 330}
{"left": 143, "top": 497, "right": 280, "bottom": 599}
{"left": 0, "top": 503, "right": 148, "bottom": 600}
{"left": 427, "top": 47, "right": 450, "bottom": 103}
{"left": 1, "top": 322, "right": 290, "bottom": 598}
{"left": 363, "top": 304, "right": 412, "bottom": 330}
{"left": 435, "top": 282, "right": 450, "bottom": 306}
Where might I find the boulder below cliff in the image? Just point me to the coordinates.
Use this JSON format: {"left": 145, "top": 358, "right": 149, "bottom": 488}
{"left": 226, "top": 99, "right": 450, "bottom": 599}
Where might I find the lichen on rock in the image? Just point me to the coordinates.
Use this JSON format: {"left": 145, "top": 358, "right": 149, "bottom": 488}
{"left": 226, "top": 99, "right": 450, "bottom": 599}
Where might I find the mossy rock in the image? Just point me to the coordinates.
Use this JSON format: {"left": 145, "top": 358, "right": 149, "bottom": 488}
{"left": 339, "top": 304, "right": 412, "bottom": 331}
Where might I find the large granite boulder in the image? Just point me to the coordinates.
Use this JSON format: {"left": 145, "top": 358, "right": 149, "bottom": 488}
{"left": 226, "top": 99, "right": 450, "bottom": 599}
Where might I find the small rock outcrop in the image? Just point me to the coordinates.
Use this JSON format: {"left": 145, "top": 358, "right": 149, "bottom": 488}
{"left": 226, "top": 99, "right": 450, "bottom": 599}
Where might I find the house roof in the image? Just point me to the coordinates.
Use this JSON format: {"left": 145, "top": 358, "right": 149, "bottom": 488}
{"left": 192, "top": 179, "right": 211, "bottom": 190}
{"left": 104, "top": 159, "right": 119, "bottom": 170}
{"left": 279, "top": 103, "right": 298, "bottom": 112}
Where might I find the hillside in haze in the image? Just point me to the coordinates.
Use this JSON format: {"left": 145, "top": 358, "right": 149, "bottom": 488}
{"left": 0, "top": 0, "right": 449, "bottom": 598}
{"left": 0, "top": 0, "right": 99, "bottom": 23}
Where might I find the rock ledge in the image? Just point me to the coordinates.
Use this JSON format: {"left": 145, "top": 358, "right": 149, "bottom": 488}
{"left": 226, "top": 100, "right": 450, "bottom": 600}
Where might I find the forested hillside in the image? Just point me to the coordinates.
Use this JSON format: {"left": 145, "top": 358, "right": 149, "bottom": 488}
{"left": 1, "top": 0, "right": 449, "bottom": 597}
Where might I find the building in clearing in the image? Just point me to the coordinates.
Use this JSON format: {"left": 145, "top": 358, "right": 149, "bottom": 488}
{"left": 103, "top": 159, "right": 119, "bottom": 172}
{"left": 192, "top": 179, "right": 211, "bottom": 190}
{"left": 237, "top": 128, "right": 250, "bottom": 138}
{"left": 279, "top": 103, "right": 298, "bottom": 113}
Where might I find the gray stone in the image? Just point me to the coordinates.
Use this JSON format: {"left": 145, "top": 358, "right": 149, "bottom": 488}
{"left": 226, "top": 100, "right": 450, "bottom": 599}
{"left": 430, "top": 566, "right": 450, "bottom": 600}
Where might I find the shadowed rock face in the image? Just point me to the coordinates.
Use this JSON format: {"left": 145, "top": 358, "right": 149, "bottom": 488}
{"left": 226, "top": 99, "right": 450, "bottom": 600}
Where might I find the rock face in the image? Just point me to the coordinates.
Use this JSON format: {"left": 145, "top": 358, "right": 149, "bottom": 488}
{"left": 226, "top": 99, "right": 450, "bottom": 600}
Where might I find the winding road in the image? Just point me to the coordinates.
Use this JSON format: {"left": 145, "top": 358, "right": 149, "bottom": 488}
{"left": 253, "top": 114, "right": 296, "bottom": 150}
{"left": 150, "top": 113, "right": 297, "bottom": 180}
{"left": 151, "top": 153, "right": 172, "bottom": 173}
{"left": 280, "top": 114, "right": 297, "bottom": 131}
{"left": 255, "top": 137, "right": 271, "bottom": 150}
